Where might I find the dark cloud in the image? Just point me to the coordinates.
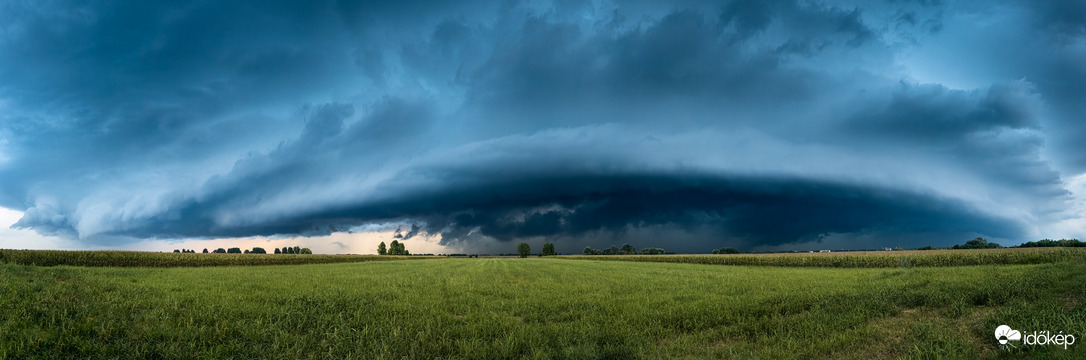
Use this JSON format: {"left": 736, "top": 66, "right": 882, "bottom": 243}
{"left": 849, "top": 82, "right": 1040, "bottom": 139}
{"left": 0, "top": 0, "right": 1082, "bottom": 251}
{"left": 394, "top": 225, "right": 422, "bottom": 241}
{"left": 15, "top": 169, "right": 1020, "bottom": 252}
{"left": 401, "top": 174, "right": 1021, "bottom": 250}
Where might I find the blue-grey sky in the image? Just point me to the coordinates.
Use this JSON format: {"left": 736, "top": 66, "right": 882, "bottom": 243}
{"left": 1, "top": 0, "right": 1084, "bottom": 253}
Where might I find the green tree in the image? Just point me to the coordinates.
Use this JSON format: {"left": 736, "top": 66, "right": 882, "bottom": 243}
{"left": 251, "top": 247, "right": 266, "bottom": 254}
{"left": 541, "top": 242, "right": 556, "bottom": 256}
{"left": 173, "top": 249, "right": 180, "bottom": 253}
{"left": 583, "top": 246, "right": 595, "bottom": 255}
{"left": 227, "top": 247, "right": 241, "bottom": 254}
{"left": 202, "top": 248, "right": 209, "bottom": 253}
{"left": 639, "top": 247, "right": 665, "bottom": 255}
{"left": 517, "top": 242, "right": 531, "bottom": 258}
{"left": 213, "top": 248, "right": 226, "bottom": 254}
{"left": 378, "top": 242, "right": 387, "bottom": 255}
{"left": 300, "top": 248, "right": 313, "bottom": 254}
{"left": 950, "top": 237, "right": 1002, "bottom": 249}
{"left": 620, "top": 243, "right": 636, "bottom": 255}
{"left": 713, "top": 247, "right": 739, "bottom": 254}
{"left": 274, "top": 248, "right": 281, "bottom": 254}
{"left": 390, "top": 240, "right": 401, "bottom": 255}
{"left": 293, "top": 246, "right": 301, "bottom": 254}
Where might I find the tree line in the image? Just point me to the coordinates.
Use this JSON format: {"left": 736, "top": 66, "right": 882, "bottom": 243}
{"left": 916, "top": 237, "right": 1085, "bottom": 250}
{"left": 173, "top": 246, "right": 312, "bottom": 254}
{"left": 377, "top": 240, "right": 410, "bottom": 255}
{"left": 581, "top": 244, "right": 667, "bottom": 255}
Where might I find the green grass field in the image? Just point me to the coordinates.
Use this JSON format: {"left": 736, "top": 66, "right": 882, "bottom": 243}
{"left": 2, "top": 253, "right": 1083, "bottom": 359}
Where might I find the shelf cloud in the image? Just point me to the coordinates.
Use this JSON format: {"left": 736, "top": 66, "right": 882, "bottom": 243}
{"left": 1, "top": 0, "right": 1083, "bottom": 251}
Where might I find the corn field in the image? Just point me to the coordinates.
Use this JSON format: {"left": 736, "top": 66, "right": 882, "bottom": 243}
{"left": 559, "top": 247, "right": 1086, "bottom": 268}
{"left": 0, "top": 249, "right": 431, "bottom": 267}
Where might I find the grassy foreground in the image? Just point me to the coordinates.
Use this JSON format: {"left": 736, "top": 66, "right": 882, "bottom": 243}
{"left": 2, "top": 258, "right": 1084, "bottom": 359}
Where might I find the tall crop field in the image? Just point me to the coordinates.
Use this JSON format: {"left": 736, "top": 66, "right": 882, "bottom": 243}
{"left": 562, "top": 247, "right": 1086, "bottom": 268}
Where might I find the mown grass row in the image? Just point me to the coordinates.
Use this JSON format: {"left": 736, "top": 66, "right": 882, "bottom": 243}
{"left": 0, "top": 249, "right": 432, "bottom": 267}
{"left": 559, "top": 247, "right": 1086, "bottom": 268}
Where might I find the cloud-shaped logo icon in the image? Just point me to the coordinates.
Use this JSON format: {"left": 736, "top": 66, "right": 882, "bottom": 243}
{"left": 995, "top": 325, "right": 1022, "bottom": 345}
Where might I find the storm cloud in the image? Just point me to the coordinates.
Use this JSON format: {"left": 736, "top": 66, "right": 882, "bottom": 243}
{"left": 0, "top": 0, "right": 1083, "bottom": 252}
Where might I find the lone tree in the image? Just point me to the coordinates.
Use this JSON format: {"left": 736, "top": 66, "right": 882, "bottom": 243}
{"left": 517, "top": 242, "right": 531, "bottom": 258}
{"left": 202, "top": 248, "right": 208, "bottom": 253}
{"left": 378, "top": 241, "right": 387, "bottom": 255}
{"left": 541, "top": 242, "right": 556, "bottom": 256}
